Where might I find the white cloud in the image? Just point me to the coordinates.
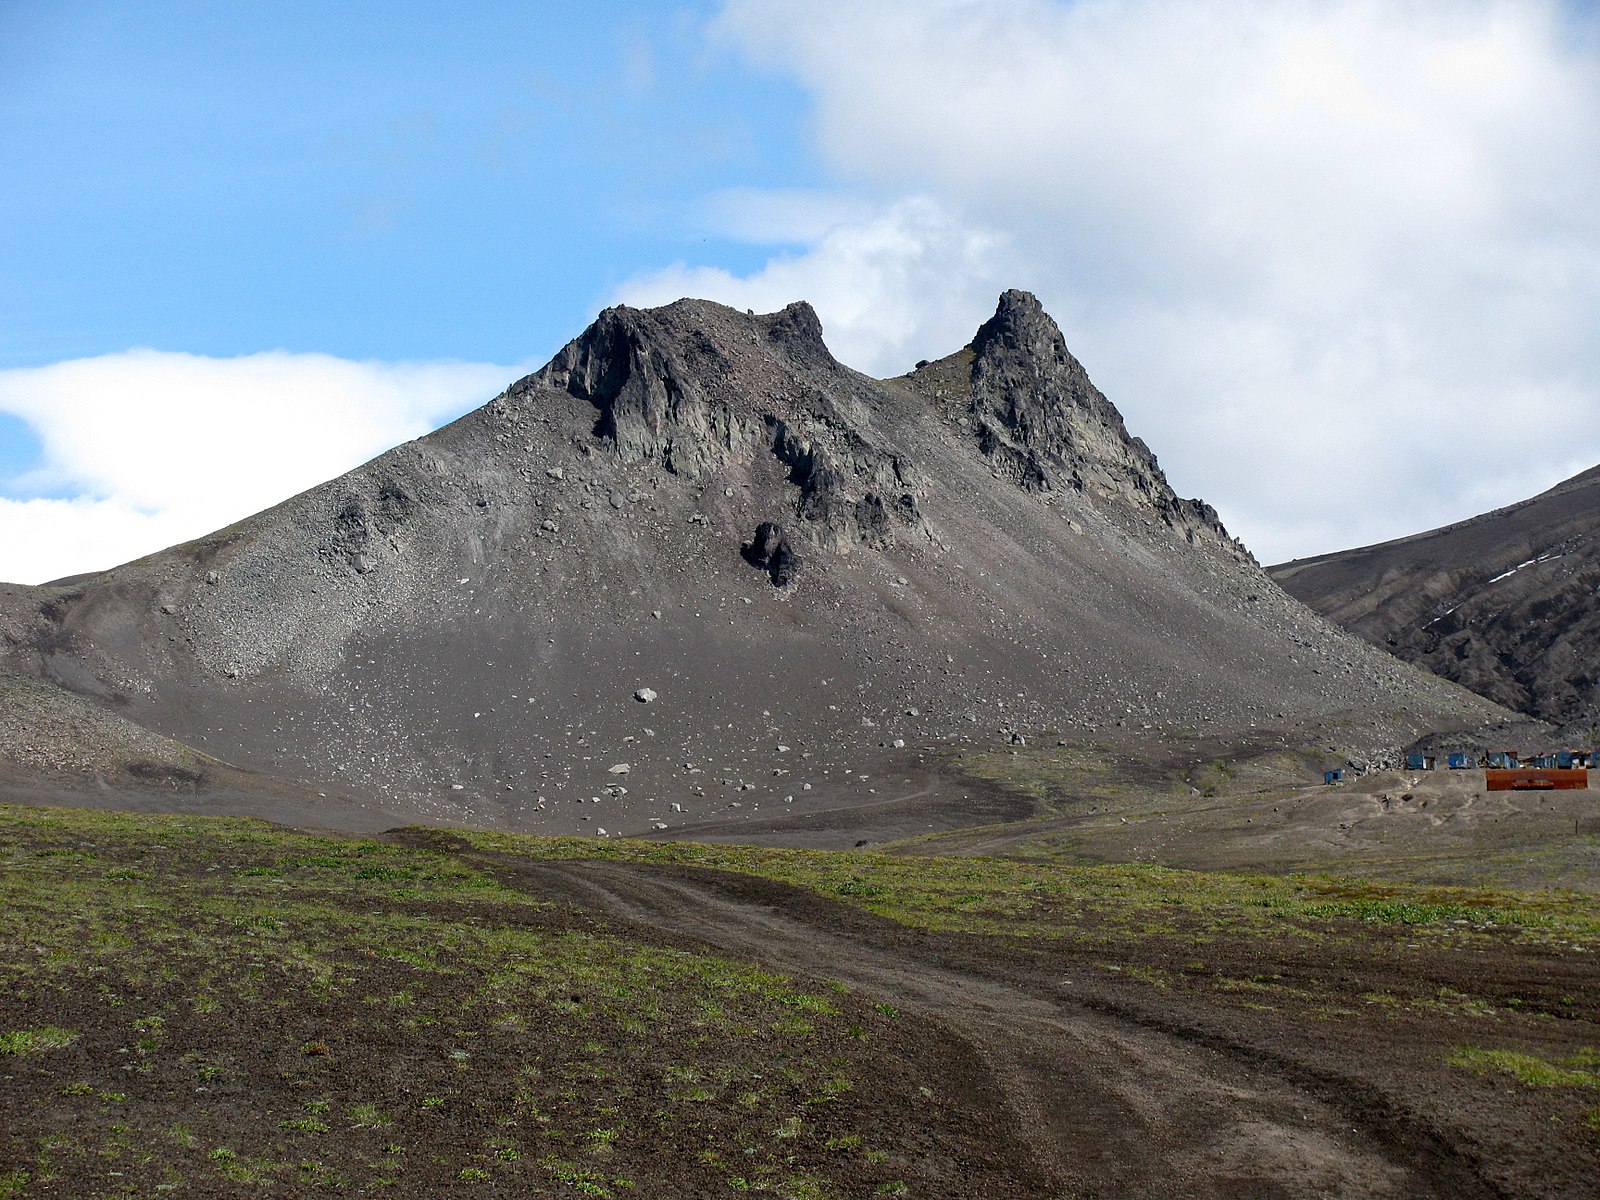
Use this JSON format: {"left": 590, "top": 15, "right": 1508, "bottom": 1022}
{"left": 640, "top": 0, "right": 1600, "bottom": 563}
{"left": 617, "top": 195, "right": 1016, "bottom": 375}
{"left": 0, "top": 350, "right": 517, "bottom": 584}
{"left": 0, "top": 496, "right": 204, "bottom": 589}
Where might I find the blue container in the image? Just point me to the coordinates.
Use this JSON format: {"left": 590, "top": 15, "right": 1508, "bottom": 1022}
{"left": 1324, "top": 769, "right": 1343, "bottom": 785}
{"left": 1448, "top": 753, "right": 1471, "bottom": 769}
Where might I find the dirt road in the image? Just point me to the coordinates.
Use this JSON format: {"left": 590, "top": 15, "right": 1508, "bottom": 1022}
{"left": 468, "top": 851, "right": 1504, "bottom": 1199}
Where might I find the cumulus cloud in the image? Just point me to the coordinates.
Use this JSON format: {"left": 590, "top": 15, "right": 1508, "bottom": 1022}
{"left": 617, "top": 195, "right": 1017, "bottom": 375}
{"left": 0, "top": 350, "right": 518, "bottom": 584}
{"left": 636, "top": 0, "right": 1600, "bottom": 563}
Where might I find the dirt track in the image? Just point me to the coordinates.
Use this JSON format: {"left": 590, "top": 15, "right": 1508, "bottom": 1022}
{"left": 446, "top": 843, "right": 1517, "bottom": 1199}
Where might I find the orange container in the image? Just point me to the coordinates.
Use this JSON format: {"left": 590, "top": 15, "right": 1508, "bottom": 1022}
{"left": 1485, "top": 768, "right": 1588, "bottom": 791}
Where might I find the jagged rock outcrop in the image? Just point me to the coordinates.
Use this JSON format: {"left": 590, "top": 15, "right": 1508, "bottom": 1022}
{"left": 532, "top": 299, "right": 921, "bottom": 552}
{"left": 903, "top": 290, "right": 1249, "bottom": 561}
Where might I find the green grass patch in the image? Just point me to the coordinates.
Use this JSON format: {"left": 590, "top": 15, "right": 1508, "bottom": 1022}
{"left": 1301, "top": 899, "right": 1505, "bottom": 925}
{"left": 1448, "top": 1046, "right": 1600, "bottom": 1089}
{"left": 0, "top": 1026, "right": 77, "bottom": 1055}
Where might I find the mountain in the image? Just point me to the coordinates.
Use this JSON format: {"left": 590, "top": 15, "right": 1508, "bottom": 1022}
{"left": 1270, "top": 465, "right": 1600, "bottom": 735}
{"left": 0, "top": 291, "right": 1502, "bottom": 838}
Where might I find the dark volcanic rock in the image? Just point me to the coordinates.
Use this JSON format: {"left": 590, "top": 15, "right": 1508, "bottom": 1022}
{"left": 742, "top": 521, "right": 800, "bottom": 587}
{"left": 1271, "top": 465, "right": 1600, "bottom": 734}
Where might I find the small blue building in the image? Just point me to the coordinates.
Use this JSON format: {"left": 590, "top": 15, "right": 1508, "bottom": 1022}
{"left": 1486, "top": 751, "right": 1519, "bottom": 769}
{"left": 1447, "top": 753, "right": 1471, "bottom": 769}
{"left": 1404, "top": 753, "right": 1437, "bottom": 771}
{"left": 1324, "top": 769, "right": 1343, "bottom": 785}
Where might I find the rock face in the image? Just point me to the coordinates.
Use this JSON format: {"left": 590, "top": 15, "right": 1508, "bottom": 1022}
{"left": 904, "top": 290, "right": 1249, "bottom": 560}
{"left": 0, "top": 291, "right": 1502, "bottom": 832}
{"left": 1271, "top": 465, "right": 1600, "bottom": 735}
{"left": 536, "top": 299, "right": 920, "bottom": 553}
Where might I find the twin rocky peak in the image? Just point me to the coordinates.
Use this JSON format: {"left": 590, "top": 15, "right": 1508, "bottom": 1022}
{"left": 524, "top": 289, "right": 1246, "bottom": 567}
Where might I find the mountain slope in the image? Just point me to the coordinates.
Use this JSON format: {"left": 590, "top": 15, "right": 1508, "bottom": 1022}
{"left": 0, "top": 292, "right": 1502, "bottom": 836}
{"left": 1270, "top": 465, "right": 1600, "bottom": 731}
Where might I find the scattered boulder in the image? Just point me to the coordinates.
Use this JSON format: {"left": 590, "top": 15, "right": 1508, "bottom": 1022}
{"left": 634, "top": 687, "right": 657, "bottom": 703}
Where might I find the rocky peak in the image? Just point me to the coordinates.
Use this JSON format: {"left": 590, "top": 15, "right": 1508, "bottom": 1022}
{"left": 960, "top": 291, "right": 1249, "bottom": 560}
{"left": 522, "top": 289, "right": 1244, "bottom": 563}
{"left": 529, "top": 300, "right": 758, "bottom": 478}
{"left": 966, "top": 289, "right": 1149, "bottom": 492}
{"left": 761, "top": 300, "right": 833, "bottom": 364}
{"left": 971, "top": 289, "right": 1058, "bottom": 359}
{"left": 523, "top": 298, "right": 920, "bottom": 554}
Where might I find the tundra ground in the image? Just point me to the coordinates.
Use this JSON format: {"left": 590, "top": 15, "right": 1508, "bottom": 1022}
{"left": 3, "top": 802, "right": 1598, "bottom": 1198}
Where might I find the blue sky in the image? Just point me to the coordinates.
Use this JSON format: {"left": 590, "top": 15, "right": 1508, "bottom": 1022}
{"left": 2, "top": 1, "right": 1598, "bottom": 582}
{"left": 0, "top": 1, "right": 811, "bottom": 367}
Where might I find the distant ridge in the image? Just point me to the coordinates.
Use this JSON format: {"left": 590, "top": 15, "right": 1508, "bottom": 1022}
{"left": 1271, "top": 464, "right": 1600, "bottom": 733}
